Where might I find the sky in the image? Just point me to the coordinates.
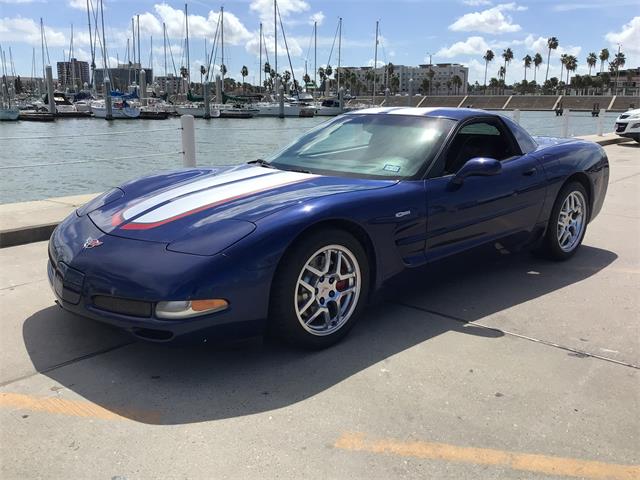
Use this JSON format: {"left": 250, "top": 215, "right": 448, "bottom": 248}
{"left": 0, "top": 0, "right": 638, "bottom": 86}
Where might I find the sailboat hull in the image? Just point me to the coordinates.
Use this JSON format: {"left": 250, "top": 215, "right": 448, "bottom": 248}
{"left": 0, "top": 109, "right": 20, "bottom": 121}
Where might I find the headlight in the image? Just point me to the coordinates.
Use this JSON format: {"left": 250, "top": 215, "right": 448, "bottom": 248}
{"left": 156, "top": 299, "right": 229, "bottom": 319}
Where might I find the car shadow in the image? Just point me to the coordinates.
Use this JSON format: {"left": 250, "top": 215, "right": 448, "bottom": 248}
{"left": 22, "top": 244, "right": 616, "bottom": 425}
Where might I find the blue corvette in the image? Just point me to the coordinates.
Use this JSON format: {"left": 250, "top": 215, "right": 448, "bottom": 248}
{"left": 48, "top": 107, "right": 609, "bottom": 348}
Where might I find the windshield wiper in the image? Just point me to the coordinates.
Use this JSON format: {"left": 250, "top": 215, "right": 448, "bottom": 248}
{"left": 284, "top": 167, "right": 312, "bottom": 174}
{"left": 247, "top": 159, "right": 277, "bottom": 169}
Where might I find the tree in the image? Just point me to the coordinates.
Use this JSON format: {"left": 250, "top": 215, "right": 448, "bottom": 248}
{"left": 325, "top": 65, "right": 333, "bottom": 78}
{"left": 385, "top": 62, "right": 394, "bottom": 88}
{"left": 264, "top": 62, "right": 271, "bottom": 75}
{"left": 533, "top": 53, "right": 543, "bottom": 83}
{"left": 390, "top": 74, "right": 399, "bottom": 94}
{"left": 586, "top": 52, "right": 597, "bottom": 76}
{"left": 523, "top": 54, "right": 532, "bottom": 82}
{"left": 559, "top": 54, "right": 568, "bottom": 87}
{"left": 282, "top": 70, "right": 291, "bottom": 93}
{"left": 452, "top": 74, "right": 462, "bottom": 95}
{"left": 612, "top": 51, "right": 626, "bottom": 91}
{"left": 599, "top": 48, "right": 609, "bottom": 73}
{"left": 545, "top": 37, "right": 559, "bottom": 82}
{"left": 428, "top": 68, "right": 435, "bottom": 95}
{"left": 240, "top": 65, "right": 248, "bottom": 92}
{"left": 565, "top": 55, "right": 577, "bottom": 91}
{"left": 364, "top": 69, "right": 374, "bottom": 95}
{"left": 220, "top": 64, "right": 227, "bottom": 77}
{"left": 420, "top": 78, "right": 430, "bottom": 95}
{"left": 502, "top": 48, "right": 514, "bottom": 88}
{"left": 482, "top": 49, "right": 494, "bottom": 94}
{"left": 200, "top": 65, "right": 206, "bottom": 85}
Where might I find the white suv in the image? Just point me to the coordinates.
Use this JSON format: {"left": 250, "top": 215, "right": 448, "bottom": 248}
{"left": 614, "top": 108, "right": 640, "bottom": 143}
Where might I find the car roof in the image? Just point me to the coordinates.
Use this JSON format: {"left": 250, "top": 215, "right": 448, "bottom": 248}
{"left": 346, "top": 107, "right": 496, "bottom": 121}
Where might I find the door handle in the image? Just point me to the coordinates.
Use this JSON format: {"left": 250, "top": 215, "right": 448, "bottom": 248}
{"left": 523, "top": 167, "right": 537, "bottom": 176}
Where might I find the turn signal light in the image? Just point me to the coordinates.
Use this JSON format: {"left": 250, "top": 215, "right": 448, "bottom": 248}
{"left": 155, "top": 299, "right": 229, "bottom": 320}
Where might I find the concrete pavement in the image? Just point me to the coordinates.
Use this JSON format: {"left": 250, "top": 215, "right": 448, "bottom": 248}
{"left": 0, "top": 143, "right": 638, "bottom": 479}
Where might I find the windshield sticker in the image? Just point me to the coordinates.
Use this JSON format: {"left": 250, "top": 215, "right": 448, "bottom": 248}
{"left": 383, "top": 164, "right": 401, "bottom": 173}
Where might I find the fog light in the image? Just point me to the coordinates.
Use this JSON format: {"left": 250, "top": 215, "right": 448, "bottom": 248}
{"left": 156, "top": 299, "right": 229, "bottom": 319}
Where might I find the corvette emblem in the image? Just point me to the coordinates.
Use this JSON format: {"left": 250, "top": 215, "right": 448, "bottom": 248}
{"left": 83, "top": 237, "right": 103, "bottom": 249}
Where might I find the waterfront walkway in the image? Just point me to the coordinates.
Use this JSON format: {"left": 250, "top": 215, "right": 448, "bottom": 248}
{"left": 0, "top": 142, "right": 638, "bottom": 479}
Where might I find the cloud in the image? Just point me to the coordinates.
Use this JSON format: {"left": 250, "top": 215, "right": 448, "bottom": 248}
{"left": 0, "top": 0, "right": 41, "bottom": 3}
{"left": 250, "top": 0, "right": 310, "bottom": 33}
{"left": 367, "top": 59, "right": 385, "bottom": 68}
{"left": 0, "top": 16, "right": 67, "bottom": 47}
{"left": 462, "top": 0, "right": 492, "bottom": 5}
{"left": 153, "top": 3, "right": 251, "bottom": 45}
{"left": 436, "top": 36, "right": 491, "bottom": 58}
{"left": 137, "top": 12, "right": 162, "bottom": 36}
{"left": 67, "top": 0, "right": 86, "bottom": 9}
{"left": 605, "top": 16, "right": 640, "bottom": 57}
{"left": 244, "top": 34, "right": 303, "bottom": 59}
{"left": 449, "top": 3, "right": 525, "bottom": 34}
{"left": 309, "top": 11, "right": 325, "bottom": 26}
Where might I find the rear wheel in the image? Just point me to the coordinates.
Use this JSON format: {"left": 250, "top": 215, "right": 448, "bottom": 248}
{"left": 538, "top": 181, "right": 589, "bottom": 260}
{"left": 270, "top": 229, "right": 370, "bottom": 349}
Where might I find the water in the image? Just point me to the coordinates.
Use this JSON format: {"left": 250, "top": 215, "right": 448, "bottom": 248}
{"left": 0, "top": 111, "right": 620, "bottom": 204}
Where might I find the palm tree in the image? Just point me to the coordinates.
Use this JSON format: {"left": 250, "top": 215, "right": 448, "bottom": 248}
{"left": 482, "top": 49, "right": 494, "bottom": 94}
{"left": 420, "top": 78, "right": 430, "bottom": 95}
{"left": 220, "top": 64, "right": 227, "bottom": 77}
{"left": 599, "top": 48, "right": 609, "bottom": 73}
{"left": 559, "top": 54, "right": 568, "bottom": 87}
{"left": 452, "top": 74, "right": 462, "bottom": 95}
{"left": 533, "top": 53, "right": 543, "bottom": 83}
{"left": 364, "top": 69, "right": 374, "bottom": 95}
{"left": 523, "top": 54, "right": 532, "bottom": 81}
{"left": 586, "top": 52, "right": 597, "bottom": 76}
{"left": 434, "top": 81, "right": 441, "bottom": 95}
{"left": 502, "top": 48, "right": 514, "bottom": 87}
{"left": 545, "top": 37, "right": 559, "bottom": 82}
{"left": 325, "top": 65, "right": 333, "bottom": 78}
{"left": 282, "top": 70, "right": 291, "bottom": 93}
{"left": 565, "top": 55, "right": 577, "bottom": 91}
{"left": 428, "top": 69, "right": 435, "bottom": 95}
{"left": 200, "top": 65, "right": 206, "bottom": 85}
{"left": 612, "top": 51, "right": 626, "bottom": 92}
{"left": 240, "top": 65, "right": 248, "bottom": 93}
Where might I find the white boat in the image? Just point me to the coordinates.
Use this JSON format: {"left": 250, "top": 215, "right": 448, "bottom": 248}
{"left": 74, "top": 100, "right": 92, "bottom": 113}
{"left": 91, "top": 99, "right": 141, "bottom": 119}
{"left": 255, "top": 102, "right": 315, "bottom": 117}
{"left": 311, "top": 98, "right": 344, "bottom": 116}
{"left": 0, "top": 108, "right": 20, "bottom": 121}
{"left": 175, "top": 103, "right": 221, "bottom": 118}
{"left": 217, "top": 103, "right": 259, "bottom": 118}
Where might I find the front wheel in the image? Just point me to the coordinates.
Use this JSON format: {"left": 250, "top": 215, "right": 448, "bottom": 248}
{"left": 538, "top": 181, "right": 589, "bottom": 260}
{"left": 269, "top": 229, "right": 370, "bottom": 349}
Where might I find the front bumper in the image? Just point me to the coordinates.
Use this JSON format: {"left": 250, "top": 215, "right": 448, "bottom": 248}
{"left": 615, "top": 120, "right": 640, "bottom": 139}
{"left": 47, "top": 213, "right": 272, "bottom": 343}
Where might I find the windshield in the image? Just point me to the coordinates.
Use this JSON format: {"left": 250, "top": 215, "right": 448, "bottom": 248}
{"left": 266, "top": 114, "right": 455, "bottom": 179}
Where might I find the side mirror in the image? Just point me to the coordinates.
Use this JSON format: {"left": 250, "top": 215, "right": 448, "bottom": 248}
{"left": 451, "top": 157, "right": 501, "bottom": 185}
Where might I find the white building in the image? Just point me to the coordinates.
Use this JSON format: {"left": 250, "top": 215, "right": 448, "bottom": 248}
{"left": 337, "top": 63, "right": 469, "bottom": 95}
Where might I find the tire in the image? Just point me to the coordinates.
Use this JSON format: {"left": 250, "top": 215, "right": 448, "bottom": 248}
{"left": 269, "top": 228, "right": 370, "bottom": 349}
{"left": 537, "top": 181, "right": 589, "bottom": 261}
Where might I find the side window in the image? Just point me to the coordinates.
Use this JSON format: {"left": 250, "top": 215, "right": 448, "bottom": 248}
{"left": 502, "top": 116, "right": 537, "bottom": 153}
{"left": 443, "top": 120, "right": 518, "bottom": 175}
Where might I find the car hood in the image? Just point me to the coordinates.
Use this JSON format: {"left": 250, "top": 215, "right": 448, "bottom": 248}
{"left": 616, "top": 108, "right": 640, "bottom": 121}
{"left": 87, "top": 164, "right": 396, "bottom": 244}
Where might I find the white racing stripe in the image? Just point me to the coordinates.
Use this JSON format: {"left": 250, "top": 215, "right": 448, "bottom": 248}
{"left": 129, "top": 170, "right": 315, "bottom": 225}
{"left": 122, "top": 166, "right": 271, "bottom": 220}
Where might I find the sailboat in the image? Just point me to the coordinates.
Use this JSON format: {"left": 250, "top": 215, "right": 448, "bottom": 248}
{"left": 0, "top": 47, "right": 19, "bottom": 120}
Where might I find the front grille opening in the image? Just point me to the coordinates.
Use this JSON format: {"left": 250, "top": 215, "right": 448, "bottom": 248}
{"left": 133, "top": 328, "right": 174, "bottom": 341}
{"left": 93, "top": 295, "right": 152, "bottom": 317}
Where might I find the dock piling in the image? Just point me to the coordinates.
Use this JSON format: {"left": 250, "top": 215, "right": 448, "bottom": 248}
{"left": 408, "top": 78, "right": 414, "bottom": 107}
{"left": 278, "top": 84, "right": 285, "bottom": 119}
{"left": 339, "top": 87, "right": 344, "bottom": 112}
{"left": 597, "top": 109, "right": 604, "bottom": 136}
{"left": 561, "top": 108, "right": 571, "bottom": 137}
{"left": 204, "top": 82, "right": 211, "bottom": 119}
{"left": 181, "top": 115, "right": 196, "bottom": 167}
{"left": 104, "top": 78, "right": 113, "bottom": 120}
{"left": 45, "top": 66, "right": 55, "bottom": 114}
{"left": 140, "top": 70, "right": 147, "bottom": 106}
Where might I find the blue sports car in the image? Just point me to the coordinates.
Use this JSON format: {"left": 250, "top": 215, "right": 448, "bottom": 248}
{"left": 48, "top": 108, "right": 609, "bottom": 348}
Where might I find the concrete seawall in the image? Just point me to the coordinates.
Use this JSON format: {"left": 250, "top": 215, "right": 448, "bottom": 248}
{"left": 0, "top": 134, "right": 633, "bottom": 249}
{"left": 349, "top": 95, "right": 638, "bottom": 112}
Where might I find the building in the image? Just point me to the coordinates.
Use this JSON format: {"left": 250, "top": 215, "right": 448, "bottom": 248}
{"left": 56, "top": 58, "right": 90, "bottom": 89}
{"left": 94, "top": 63, "right": 153, "bottom": 92}
{"left": 337, "top": 63, "right": 469, "bottom": 95}
{"left": 155, "top": 74, "right": 188, "bottom": 94}
{"left": 570, "top": 67, "right": 639, "bottom": 96}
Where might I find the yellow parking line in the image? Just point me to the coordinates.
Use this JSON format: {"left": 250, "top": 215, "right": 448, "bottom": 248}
{"left": 0, "top": 392, "right": 161, "bottom": 423}
{"left": 335, "top": 432, "right": 640, "bottom": 480}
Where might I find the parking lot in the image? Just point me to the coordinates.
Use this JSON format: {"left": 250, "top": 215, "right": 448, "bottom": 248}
{"left": 0, "top": 142, "right": 638, "bottom": 479}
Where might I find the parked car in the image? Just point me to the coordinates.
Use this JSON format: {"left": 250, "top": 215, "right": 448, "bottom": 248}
{"left": 48, "top": 108, "right": 609, "bottom": 348}
{"left": 614, "top": 108, "right": 640, "bottom": 143}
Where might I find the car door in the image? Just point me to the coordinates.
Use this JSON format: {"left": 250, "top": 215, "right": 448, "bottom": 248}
{"left": 424, "top": 117, "right": 546, "bottom": 261}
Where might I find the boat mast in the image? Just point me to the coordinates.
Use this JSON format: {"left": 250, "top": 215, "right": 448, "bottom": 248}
{"left": 137, "top": 14, "right": 141, "bottom": 67}
{"left": 99, "top": 0, "right": 108, "bottom": 78}
{"left": 274, "top": 0, "right": 277, "bottom": 76}
{"left": 31, "top": 47, "right": 37, "bottom": 93}
{"left": 70, "top": 24, "right": 75, "bottom": 90}
{"left": 163, "top": 23, "right": 167, "bottom": 77}
{"left": 373, "top": 20, "right": 378, "bottom": 105}
{"left": 86, "top": 0, "right": 94, "bottom": 90}
{"left": 40, "top": 18, "right": 45, "bottom": 79}
{"left": 258, "top": 22, "right": 262, "bottom": 91}
{"left": 184, "top": 3, "right": 190, "bottom": 85}
{"left": 314, "top": 21, "right": 317, "bottom": 93}
{"left": 220, "top": 6, "right": 224, "bottom": 80}
{"left": 337, "top": 17, "right": 342, "bottom": 94}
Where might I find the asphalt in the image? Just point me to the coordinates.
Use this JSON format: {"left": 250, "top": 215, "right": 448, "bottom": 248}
{"left": 0, "top": 142, "right": 638, "bottom": 479}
